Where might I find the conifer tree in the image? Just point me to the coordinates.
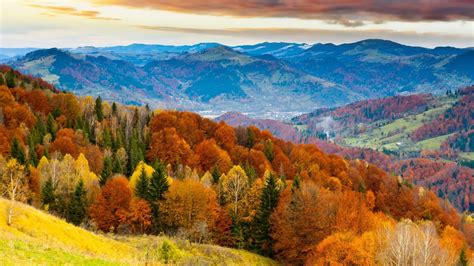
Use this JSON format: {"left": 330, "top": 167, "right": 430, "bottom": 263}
{"left": 292, "top": 175, "right": 301, "bottom": 191}
{"left": 135, "top": 167, "right": 149, "bottom": 200}
{"left": 459, "top": 248, "right": 468, "bottom": 266}
{"left": 27, "top": 137, "right": 38, "bottom": 166}
{"left": 0, "top": 74, "right": 5, "bottom": 86}
{"left": 148, "top": 161, "right": 169, "bottom": 232}
{"left": 211, "top": 165, "right": 221, "bottom": 184}
{"left": 112, "top": 153, "right": 123, "bottom": 175}
{"left": 100, "top": 156, "right": 113, "bottom": 186}
{"left": 41, "top": 178, "right": 57, "bottom": 212}
{"left": 112, "top": 102, "right": 117, "bottom": 116}
{"left": 253, "top": 173, "right": 280, "bottom": 256}
{"left": 102, "top": 127, "right": 112, "bottom": 148}
{"left": 246, "top": 128, "right": 255, "bottom": 148}
{"left": 47, "top": 114, "right": 56, "bottom": 139}
{"left": 10, "top": 137, "right": 26, "bottom": 164}
{"left": 5, "top": 70, "right": 15, "bottom": 88}
{"left": 95, "top": 96, "right": 104, "bottom": 122}
{"left": 67, "top": 179, "right": 87, "bottom": 225}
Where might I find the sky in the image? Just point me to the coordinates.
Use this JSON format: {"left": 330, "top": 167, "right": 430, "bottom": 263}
{"left": 1, "top": 0, "right": 473, "bottom": 48}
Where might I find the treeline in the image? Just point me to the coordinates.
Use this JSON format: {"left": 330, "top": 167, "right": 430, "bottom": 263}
{"left": 0, "top": 66, "right": 472, "bottom": 264}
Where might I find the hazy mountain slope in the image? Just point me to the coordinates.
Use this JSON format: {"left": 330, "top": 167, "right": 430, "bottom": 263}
{"left": 7, "top": 39, "right": 473, "bottom": 118}
{"left": 286, "top": 39, "right": 473, "bottom": 97}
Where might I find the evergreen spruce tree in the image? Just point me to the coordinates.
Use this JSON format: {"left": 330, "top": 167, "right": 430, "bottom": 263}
{"left": 211, "top": 165, "right": 221, "bottom": 184}
{"left": 252, "top": 173, "right": 280, "bottom": 256}
{"left": 112, "top": 153, "right": 123, "bottom": 175}
{"left": 246, "top": 128, "right": 255, "bottom": 148}
{"left": 27, "top": 136, "right": 38, "bottom": 166}
{"left": 263, "top": 140, "right": 274, "bottom": 162}
{"left": 148, "top": 161, "right": 169, "bottom": 232}
{"left": 459, "top": 248, "right": 468, "bottom": 266}
{"left": 102, "top": 127, "right": 112, "bottom": 148}
{"left": 112, "top": 102, "right": 117, "bottom": 116}
{"left": 41, "top": 178, "right": 57, "bottom": 212}
{"left": 5, "top": 70, "right": 15, "bottom": 88}
{"left": 100, "top": 156, "right": 113, "bottom": 186}
{"left": 95, "top": 96, "right": 104, "bottom": 122}
{"left": 10, "top": 137, "right": 26, "bottom": 164}
{"left": 135, "top": 168, "right": 150, "bottom": 200}
{"left": 47, "top": 114, "right": 56, "bottom": 139}
{"left": 67, "top": 179, "right": 87, "bottom": 225}
{"left": 128, "top": 129, "right": 144, "bottom": 174}
{"left": 292, "top": 174, "right": 301, "bottom": 191}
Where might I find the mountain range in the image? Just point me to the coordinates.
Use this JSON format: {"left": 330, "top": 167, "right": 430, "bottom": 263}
{"left": 5, "top": 39, "right": 473, "bottom": 119}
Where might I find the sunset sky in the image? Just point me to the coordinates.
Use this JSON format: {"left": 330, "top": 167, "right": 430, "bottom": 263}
{"left": 1, "top": 0, "right": 473, "bottom": 48}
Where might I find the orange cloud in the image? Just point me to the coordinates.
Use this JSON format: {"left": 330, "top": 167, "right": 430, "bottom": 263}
{"left": 95, "top": 0, "right": 474, "bottom": 25}
{"left": 29, "top": 4, "right": 120, "bottom": 20}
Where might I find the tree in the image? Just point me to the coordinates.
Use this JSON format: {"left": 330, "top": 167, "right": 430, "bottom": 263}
{"left": 89, "top": 176, "right": 131, "bottom": 232}
{"left": 221, "top": 166, "right": 249, "bottom": 218}
{"left": 160, "top": 178, "right": 217, "bottom": 241}
{"left": 1, "top": 158, "right": 29, "bottom": 225}
{"left": 253, "top": 173, "right": 280, "bottom": 255}
{"left": 41, "top": 177, "right": 58, "bottom": 213}
{"left": 100, "top": 156, "right": 113, "bottom": 186}
{"left": 148, "top": 161, "right": 170, "bottom": 232}
{"left": 135, "top": 167, "right": 149, "bottom": 200}
{"left": 95, "top": 96, "right": 103, "bottom": 122}
{"left": 10, "top": 137, "right": 25, "bottom": 164}
{"left": 147, "top": 128, "right": 192, "bottom": 166}
{"left": 67, "top": 179, "right": 87, "bottom": 225}
{"left": 5, "top": 70, "right": 15, "bottom": 88}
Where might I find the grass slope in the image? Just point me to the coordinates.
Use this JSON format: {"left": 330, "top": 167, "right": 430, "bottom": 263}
{"left": 0, "top": 198, "right": 275, "bottom": 265}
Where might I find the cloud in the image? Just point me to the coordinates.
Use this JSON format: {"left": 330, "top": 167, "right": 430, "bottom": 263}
{"left": 95, "top": 0, "right": 474, "bottom": 25}
{"left": 135, "top": 25, "right": 474, "bottom": 48}
{"left": 29, "top": 4, "right": 120, "bottom": 20}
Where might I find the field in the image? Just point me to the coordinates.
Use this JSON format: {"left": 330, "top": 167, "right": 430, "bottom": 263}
{"left": 0, "top": 198, "right": 276, "bottom": 265}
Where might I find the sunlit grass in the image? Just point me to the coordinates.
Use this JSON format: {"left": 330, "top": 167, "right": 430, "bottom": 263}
{"left": 0, "top": 198, "right": 275, "bottom": 265}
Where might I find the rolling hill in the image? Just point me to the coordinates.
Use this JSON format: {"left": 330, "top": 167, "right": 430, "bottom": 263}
{"left": 0, "top": 198, "right": 275, "bottom": 265}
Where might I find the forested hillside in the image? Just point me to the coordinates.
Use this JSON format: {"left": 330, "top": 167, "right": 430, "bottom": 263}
{"left": 0, "top": 66, "right": 472, "bottom": 265}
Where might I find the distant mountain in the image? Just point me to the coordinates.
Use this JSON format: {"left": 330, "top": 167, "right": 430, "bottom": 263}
{"left": 7, "top": 39, "right": 474, "bottom": 118}
{"left": 285, "top": 39, "right": 473, "bottom": 98}
{"left": 10, "top": 45, "right": 354, "bottom": 117}
{"left": 0, "top": 47, "right": 39, "bottom": 61}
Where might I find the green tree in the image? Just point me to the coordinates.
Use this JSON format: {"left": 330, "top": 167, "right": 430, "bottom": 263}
{"left": 41, "top": 178, "right": 57, "bottom": 212}
{"left": 5, "top": 70, "right": 15, "bottom": 88}
{"left": 95, "top": 96, "right": 104, "bottom": 122}
{"left": 100, "top": 156, "right": 113, "bottom": 186}
{"left": 246, "top": 128, "right": 255, "bottom": 148}
{"left": 47, "top": 114, "right": 57, "bottom": 139}
{"left": 135, "top": 167, "right": 149, "bottom": 200}
{"left": 148, "top": 161, "right": 169, "bottom": 232}
{"left": 112, "top": 102, "right": 117, "bottom": 116}
{"left": 459, "top": 248, "right": 468, "bottom": 266}
{"left": 263, "top": 140, "right": 274, "bottom": 162}
{"left": 0, "top": 74, "right": 5, "bottom": 86}
{"left": 67, "top": 179, "right": 87, "bottom": 225}
{"left": 10, "top": 137, "right": 26, "bottom": 164}
{"left": 102, "top": 127, "right": 112, "bottom": 148}
{"left": 252, "top": 173, "right": 280, "bottom": 256}
{"left": 211, "top": 165, "right": 221, "bottom": 184}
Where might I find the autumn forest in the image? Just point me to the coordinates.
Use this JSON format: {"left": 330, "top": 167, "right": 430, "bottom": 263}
{"left": 0, "top": 65, "right": 472, "bottom": 265}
